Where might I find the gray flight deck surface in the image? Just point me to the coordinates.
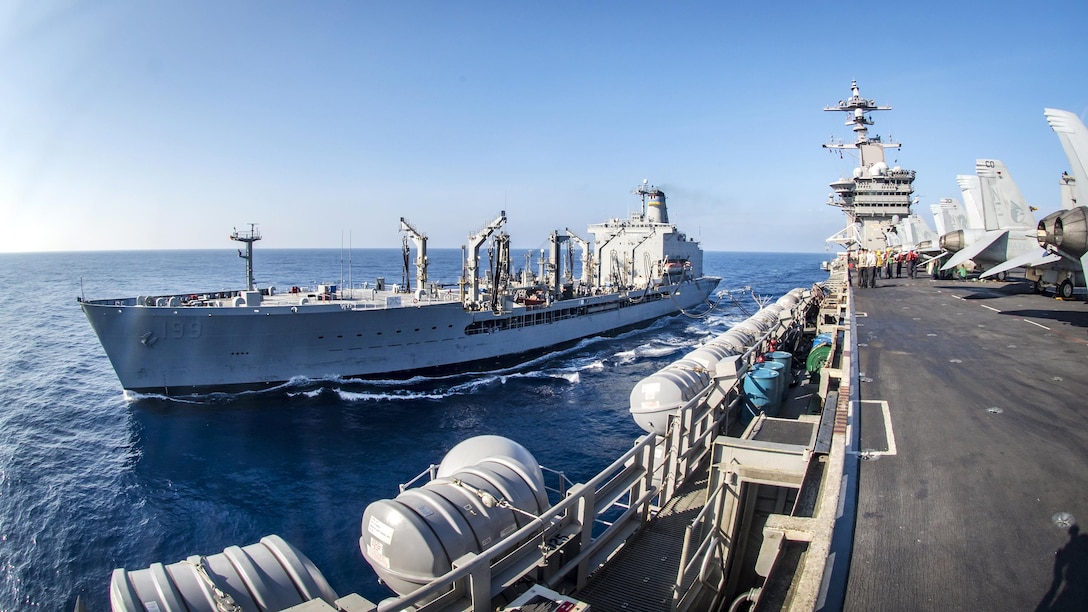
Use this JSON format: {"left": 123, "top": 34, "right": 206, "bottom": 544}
{"left": 844, "top": 276, "right": 1088, "bottom": 611}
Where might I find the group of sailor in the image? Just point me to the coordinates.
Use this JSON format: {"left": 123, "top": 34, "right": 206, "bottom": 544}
{"left": 849, "top": 248, "right": 920, "bottom": 288}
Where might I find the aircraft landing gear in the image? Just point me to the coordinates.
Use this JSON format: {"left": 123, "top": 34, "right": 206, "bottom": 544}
{"left": 1034, "top": 280, "right": 1045, "bottom": 294}
{"left": 1057, "top": 279, "right": 1074, "bottom": 300}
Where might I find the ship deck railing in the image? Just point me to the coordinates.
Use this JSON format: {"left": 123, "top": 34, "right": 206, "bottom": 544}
{"left": 82, "top": 286, "right": 466, "bottom": 309}
{"left": 344, "top": 284, "right": 836, "bottom": 612}
{"left": 81, "top": 282, "right": 678, "bottom": 312}
{"left": 571, "top": 289, "right": 837, "bottom": 612}
{"left": 367, "top": 350, "right": 748, "bottom": 612}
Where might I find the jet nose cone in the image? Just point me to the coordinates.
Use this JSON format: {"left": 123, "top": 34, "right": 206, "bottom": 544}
{"left": 939, "top": 230, "right": 965, "bottom": 253}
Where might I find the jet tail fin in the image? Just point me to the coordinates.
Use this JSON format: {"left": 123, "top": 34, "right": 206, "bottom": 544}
{"left": 976, "top": 159, "right": 1036, "bottom": 231}
{"left": 905, "top": 215, "right": 937, "bottom": 247}
{"left": 955, "top": 176, "right": 985, "bottom": 229}
{"left": 1045, "top": 109, "right": 1088, "bottom": 210}
{"left": 931, "top": 198, "right": 969, "bottom": 236}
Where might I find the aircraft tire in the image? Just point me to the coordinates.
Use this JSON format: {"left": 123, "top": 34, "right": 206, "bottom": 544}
{"left": 1034, "top": 280, "right": 1045, "bottom": 294}
{"left": 1058, "top": 279, "right": 1074, "bottom": 300}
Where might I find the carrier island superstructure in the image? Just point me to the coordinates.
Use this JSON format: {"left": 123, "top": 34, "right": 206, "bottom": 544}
{"left": 80, "top": 183, "right": 719, "bottom": 396}
{"left": 823, "top": 80, "right": 917, "bottom": 251}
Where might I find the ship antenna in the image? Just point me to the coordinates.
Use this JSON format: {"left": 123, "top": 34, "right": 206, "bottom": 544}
{"left": 631, "top": 179, "right": 650, "bottom": 218}
{"left": 230, "top": 223, "right": 262, "bottom": 291}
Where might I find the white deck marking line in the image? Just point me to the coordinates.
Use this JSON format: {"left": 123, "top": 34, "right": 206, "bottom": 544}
{"left": 849, "top": 399, "right": 897, "bottom": 457}
{"left": 955, "top": 292, "right": 1062, "bottom": 325}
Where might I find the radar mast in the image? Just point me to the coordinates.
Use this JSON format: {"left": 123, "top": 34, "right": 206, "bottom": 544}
{"left": 823, "top": 80, "right": 915, "bottom": 251}
{"left": 230, "top": 223, "right": 262, "bottom": 291}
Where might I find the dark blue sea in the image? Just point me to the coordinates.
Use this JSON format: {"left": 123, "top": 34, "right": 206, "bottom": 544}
{"left": 0, "top": 249, "right": 829, "bottom": 610}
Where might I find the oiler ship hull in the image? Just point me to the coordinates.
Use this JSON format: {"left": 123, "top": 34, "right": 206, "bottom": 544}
{"left": 81, "top": 277, "right": 719, "bottom": 395}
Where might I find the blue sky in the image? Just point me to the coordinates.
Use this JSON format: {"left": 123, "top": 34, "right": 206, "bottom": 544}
{"left": 1, "top": 1, "right": 1086, "bottom": 253}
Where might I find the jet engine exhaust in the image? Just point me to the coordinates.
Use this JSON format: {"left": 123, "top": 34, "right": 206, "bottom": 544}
{"left": 1053, "top": 207, "right": 1088, "bottom": 257}
{"left": 939, "top": 230, "right": 965, "bottom": 253}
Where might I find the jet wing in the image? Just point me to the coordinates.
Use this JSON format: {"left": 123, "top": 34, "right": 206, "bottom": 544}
{"left": 978, "top": 248, "right": 1061, "bottom": 278}
{"left": 920, "top": 250, "right": 948, "bottom": 266}
{"left": 941, "top": 230, "right": 1008, "bottom": 271}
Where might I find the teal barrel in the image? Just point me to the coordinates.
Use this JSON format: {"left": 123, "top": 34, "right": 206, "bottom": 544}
{"left": 764, "top": 351, "right": 794, "bottom": 387}
{"left": 742, "top": 367, "right": 779, "bottom": 424}
{"left": 754, "top": 361, "right": 785, "bottom": 413}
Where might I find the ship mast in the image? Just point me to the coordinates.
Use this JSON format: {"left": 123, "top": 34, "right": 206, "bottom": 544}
{"left": 823, "top": 80, "right": 896, "bottom": 166}
{"left": 230, "top": 223, "right": 262, "bottom": 291}
{"left": 399, "top": 217, "right": 428, "bottom": 293}
{"left": 465, "top": 211, "right": 507, "bottom": 308}
{"left": 565, "top": 228, "right": 592, "bottom": 288}
{"left": 823, "top": 80, "right": 915, "bottom": 251}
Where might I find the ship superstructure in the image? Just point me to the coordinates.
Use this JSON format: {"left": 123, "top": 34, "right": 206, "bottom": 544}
{"left": 80, "top": 183, "right": 719, "bottom": 396}
{"left": 587, "top": 181, "right": 703, "bottom": 290}
{"left": 824, "top": 80, "right": 916, "bottom": 251}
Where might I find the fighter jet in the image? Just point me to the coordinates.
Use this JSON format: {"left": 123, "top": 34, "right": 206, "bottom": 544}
{"left": 939, "top": 159, "right": 1046, "bottom": 279}
{"left": 1033, "top": 108, "right": 1088, "bottom": 298}
{"left": 979, "top": 171, "right": 1078, "bottom": 293}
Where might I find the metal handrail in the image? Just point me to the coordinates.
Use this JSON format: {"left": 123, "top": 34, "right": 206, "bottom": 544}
{"left": 374, "top": 379, "right": 731, "bottom": 611}
{"left": 673, "top": 478, "right": 730, "bottom": 608}
{"left": 373, "top": 290, "right": 818, "bottom": 611}
{"left": 668, "top": 295, "right": 817, "bottom": 610}
{"left": 378, "top": 433, "right": 662, "bottom": 611}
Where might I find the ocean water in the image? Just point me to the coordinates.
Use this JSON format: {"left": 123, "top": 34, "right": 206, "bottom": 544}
{"left": 0, "top": 248, "right": 829, "bottom": 610}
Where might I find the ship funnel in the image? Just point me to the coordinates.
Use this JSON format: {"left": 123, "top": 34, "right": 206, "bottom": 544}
{"left": 647, "top": 189, "right": 669, "bottom": 223}
{"left": 633, "top": 181, "right": 670, "bottom": 223}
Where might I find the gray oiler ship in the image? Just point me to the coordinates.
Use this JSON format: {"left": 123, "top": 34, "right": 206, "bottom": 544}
{"left": 80, "top": 182, "right": 720, "bottom": 396}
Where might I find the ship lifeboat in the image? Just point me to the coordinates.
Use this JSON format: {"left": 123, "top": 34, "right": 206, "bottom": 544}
{"left": 359, "top": 436, "right": 548, "bottom": 598}
{"left": 662, "top": 258, "right": 688, "bottom": 277}
{"left": 629, "top": 358, "right": 712, "bottom": 435}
